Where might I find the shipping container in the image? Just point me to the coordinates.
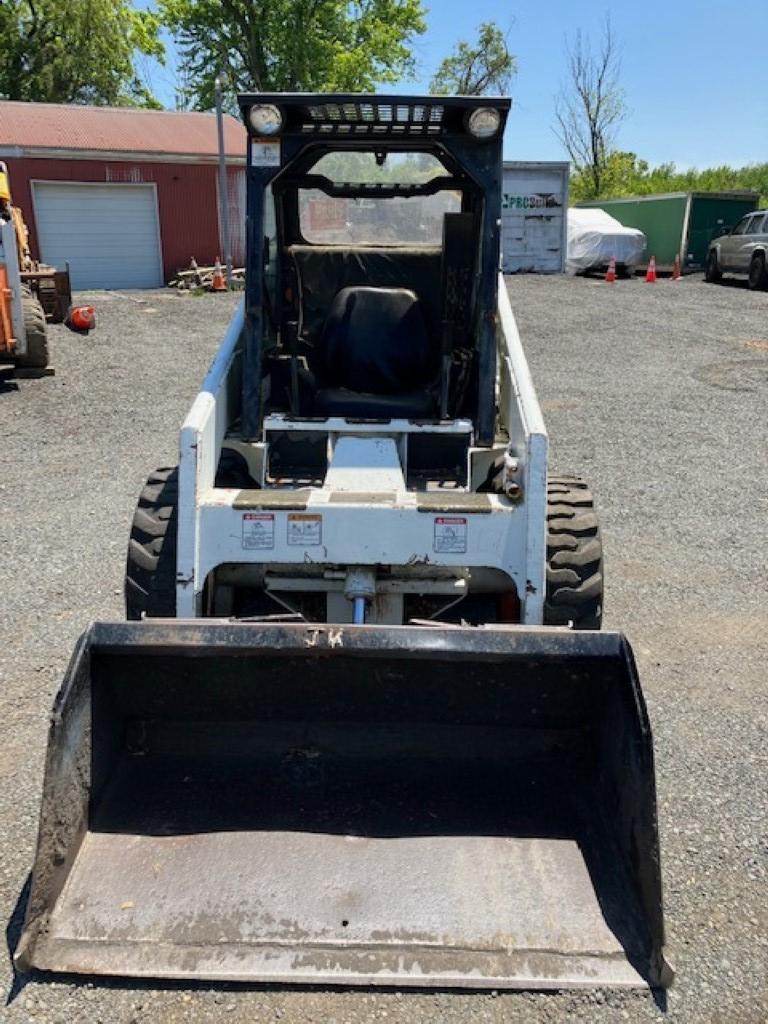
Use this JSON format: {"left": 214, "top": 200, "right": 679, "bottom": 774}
{"left": 501, "top": 161, "right": 569, "bottom": 273}
{"left": 577, "top": 192, "right": 759, "bottom": 272}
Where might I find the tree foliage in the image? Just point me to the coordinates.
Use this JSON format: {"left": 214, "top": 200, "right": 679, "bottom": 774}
{"left": 160, "top": 0, "right": 427, "bottom": 111}
{"left": 554, "top": 17, "right": 625, "bottom": 199}
{"left": 570, "top": 151, "right": 768, "bottom": 207}
{"left": 430, "top": 22, "right": 515, "bottom": 96}
{"left": 313, "top": 150, "right": 448, "bottom": 184}
{"left": 0, "top": 0, "right": 163, "bottom": 107}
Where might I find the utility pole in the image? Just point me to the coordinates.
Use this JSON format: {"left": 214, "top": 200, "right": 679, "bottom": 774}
{"left": 215, "top": 74, "right": 233, "bottom": 287}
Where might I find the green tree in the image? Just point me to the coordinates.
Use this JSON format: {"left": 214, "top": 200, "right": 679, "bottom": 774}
{"left": 160, "top": 0, "right": 427, "bottom": 111}
{"left": 430, "top": 22, "right": 515, "bottom": 96}
{"left": 311, "top": 150, "right": 448, "bottom": 184}
{"left": 570, "top": 152, "right": 768, "bottom": 207}
{"left": 0, "top": 0, "right": 164, "bottom": 107}
{"left": 569, "top": 151, "right": 647, "bottom": 201}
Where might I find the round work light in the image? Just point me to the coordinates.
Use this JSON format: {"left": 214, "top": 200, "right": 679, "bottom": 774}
{"left": 466, "top": 107, "right": 501, "bottom": 139}
{"left": 248, "top": 104, "right": 283, "bottom": 136}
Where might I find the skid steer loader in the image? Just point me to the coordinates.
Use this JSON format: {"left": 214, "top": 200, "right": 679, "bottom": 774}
{"left": 17, "top": 94, "right": 672, "bottom": 991}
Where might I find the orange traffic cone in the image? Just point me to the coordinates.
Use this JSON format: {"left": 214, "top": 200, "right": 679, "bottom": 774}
{"left": 671, "top": 255, "right": 681, "bottom": 281}
{"left": 66, "top": 305, "right": 95, "bottom": 332}
{"left": 211, "top": 257, "right": 227, "bottom": 292}
{"left": 605, "top": 257, "right": 616, "bottom": 283}
{"left": 645, "top": 256, "right": 657, "bottom": 283}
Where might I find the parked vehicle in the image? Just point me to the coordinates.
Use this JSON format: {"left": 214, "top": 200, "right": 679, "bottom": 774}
{"left": 17, "top": 93, "right": 672, "bottom": 992}
{"left": 566, "top": 207, "right": 646, "bottom": 275}
{"left": 706, "top": 209, "right": 768, "bottom": 290}
{"left": 0, "top": 161, "right": 70, "bottom": 371}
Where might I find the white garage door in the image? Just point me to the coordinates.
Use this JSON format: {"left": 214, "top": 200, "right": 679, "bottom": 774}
{"left": 33, "top": 182, "right": 163, "bottom": 289}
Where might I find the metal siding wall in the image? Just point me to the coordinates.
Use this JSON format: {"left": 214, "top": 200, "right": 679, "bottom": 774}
{"left": 501, "top": 163, "right": 569, "bottom": 274}
{"left": 578, "top": 196, "right": 688, "bottom": 267}
{"left": 3, "top": 156, "right": 225, "bottom": 282}
{"left": 687, "top": 195, "right": 758, "bottom": 269}
{"left": 217, "top": 166, "right": 247, "bottom": 266}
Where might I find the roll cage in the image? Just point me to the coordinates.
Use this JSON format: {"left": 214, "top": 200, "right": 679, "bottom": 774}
{"left": 237, "top": 94, "right": 511, "bottom": 445}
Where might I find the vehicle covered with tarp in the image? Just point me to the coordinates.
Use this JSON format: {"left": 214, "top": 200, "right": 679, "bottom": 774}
{"left": 567, "top": 207, "right": 647, "bottom": 275}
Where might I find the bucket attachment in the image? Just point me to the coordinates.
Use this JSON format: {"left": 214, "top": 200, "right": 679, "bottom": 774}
{"left": 16, "top": 622, "right": 672, "bottom": 990}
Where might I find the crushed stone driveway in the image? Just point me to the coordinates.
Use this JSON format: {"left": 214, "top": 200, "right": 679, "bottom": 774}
{"left": 0, "top": 274, "right": 766, "bottom": 1023}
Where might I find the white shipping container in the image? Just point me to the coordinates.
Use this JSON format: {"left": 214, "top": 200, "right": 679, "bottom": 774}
{"left": 501, "top": 161, "right": 569, "bottom": 274}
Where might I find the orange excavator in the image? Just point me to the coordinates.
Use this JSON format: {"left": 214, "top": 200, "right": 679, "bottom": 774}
{"left": 0, "top": 161, "right": 70, "bottom": 372}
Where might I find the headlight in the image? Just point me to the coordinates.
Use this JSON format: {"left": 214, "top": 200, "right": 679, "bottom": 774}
{"left": 248, "top": 104, "right": 283, "bottom": 136}
{"left": 466, "top": 107, "right": 501, "bottom": 139}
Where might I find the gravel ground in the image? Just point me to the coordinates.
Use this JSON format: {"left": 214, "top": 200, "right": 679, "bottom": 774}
{"left": 1, "top": 274, "right": 766, "bottom": 1023}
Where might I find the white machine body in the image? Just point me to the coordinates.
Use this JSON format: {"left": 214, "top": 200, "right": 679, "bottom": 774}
{"left": 176, "top": 275, "right": 548, "bottom": 625}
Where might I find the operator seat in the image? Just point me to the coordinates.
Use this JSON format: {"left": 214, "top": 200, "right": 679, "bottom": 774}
{"left": 313, "top": 286, "right": 437, "bottom": 418}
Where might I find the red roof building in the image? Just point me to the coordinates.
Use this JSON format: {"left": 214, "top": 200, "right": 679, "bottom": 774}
{"left": 0, "top": 101, "right": 248, "bottom": 288}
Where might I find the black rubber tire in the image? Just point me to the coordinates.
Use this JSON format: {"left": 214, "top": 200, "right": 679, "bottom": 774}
{"left": 125, "top": 467, "right": 178, "bottom": 620}
{"left": 17, "top": 285, "right": 49, "bottom": 368}
{"left": 748, "top": 252, "right": 768, "bottom": 291}
{"left": 704, "top": 250, "right": 722, "bottom": 284}
{"left": 544, "top": 475, "right": 603, "bottom": 629}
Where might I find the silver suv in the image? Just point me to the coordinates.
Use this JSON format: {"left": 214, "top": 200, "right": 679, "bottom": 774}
{"left": 706, "top": 209, "right": 768, "bottom": 290}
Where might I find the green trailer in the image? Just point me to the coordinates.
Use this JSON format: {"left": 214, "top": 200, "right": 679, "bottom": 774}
{"left": 578, "top": 191, "right": 759, "bottom": 272}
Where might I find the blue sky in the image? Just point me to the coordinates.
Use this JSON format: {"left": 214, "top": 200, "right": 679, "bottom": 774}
{"left": 143, "top": 1, "right": 768, "bottom": 169}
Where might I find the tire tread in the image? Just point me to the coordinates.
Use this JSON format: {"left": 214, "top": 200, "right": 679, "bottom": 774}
{"left": 544, "top": 476, "right": 603, "bottom": 629}
{"left": 124, "top": 467, "right": 178, "bottom": 619}
{"left": 16, "top": 285, "right": 49, "bottom": 368}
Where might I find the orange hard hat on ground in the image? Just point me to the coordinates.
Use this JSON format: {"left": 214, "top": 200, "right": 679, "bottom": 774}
{"left": 67, "top": 305, "right": 95, "bottom": 332}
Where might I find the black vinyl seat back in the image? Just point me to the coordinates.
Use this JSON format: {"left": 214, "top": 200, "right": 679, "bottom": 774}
{"left": 319, "top": 286, "right": 434, "bottom": 396}
{"left": 288, "top": 246, "right": 443, "bottom": 345}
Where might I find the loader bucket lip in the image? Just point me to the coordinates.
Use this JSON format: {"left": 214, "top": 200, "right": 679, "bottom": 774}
{"left": 17, "top": 621, "right": 673, "bottom": 991}
{"left": 81, "top": 618, "right": 636, "bottom": 659}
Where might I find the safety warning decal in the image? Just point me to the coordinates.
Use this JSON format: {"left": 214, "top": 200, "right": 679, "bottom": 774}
{"left": 251, "top": 140, "right": 280, "bottom": 166}
{"left": 433, "top": 516, "right": 467, "bottom": 554}
{"left": 242, "top": 513, "right": 275, "bottom": 550}
{"left": 287, "top": 513, "right": 322, "bottom": 546}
